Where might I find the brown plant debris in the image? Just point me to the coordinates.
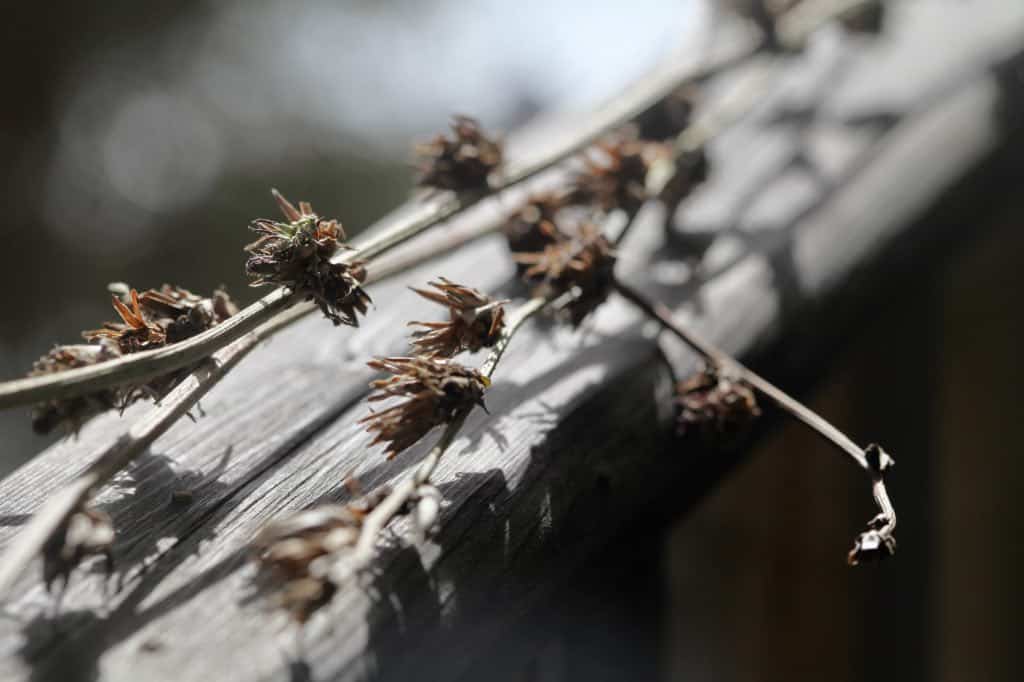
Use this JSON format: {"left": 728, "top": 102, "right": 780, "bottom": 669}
{"left": 29, "top": 285, "right": 238, "bottom": 435}
{"left": 42, "top": 503, "right": 114, "bottom": 592}
{"left": 675, "top": 363, "right": 761, "bottom": 441}
{"left": 245, "top": 189, "right": 370, "bottom": 326}
{"left": 409, "top": 278, "right": 506, "bottom": 358}
{"left": 360, "top": 356, "right": 489, "bottom": 459}
{"left": 416, "top": 115, "right": 503, "bottom": 192}
{"left": 252, "top": 487, "right": 392, "bottom": 623}
{"left": 515, "top": 222, "right": 617, "bottom": 326}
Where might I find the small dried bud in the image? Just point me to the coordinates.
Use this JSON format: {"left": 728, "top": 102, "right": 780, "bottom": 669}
{"left": 515, "top": 222, "right": 617, "bottom": 326}
{"left": 847, "top": 513, "right": 897, "bottom": 565}
{"left": 502, "top": 193, "right": 569, "bottom": 267}
{"left": 29, "top": 343, "right": 122, "bottom": 435}
{"left": 634, "top": 85, "right": 698, "bottom": 141}
{"left": 42, "top": 504, "right": 114, "bottom": 591}
{"left": 253, "top": 488, "right": 391, "bottom": 622}
{"left": 409, "top": 278, "right": 506, "bottom": 358}
{"left": 675, "top": 364, "right": 761, "bottom": 441}
{"left": 245, "top": 190, "right": 371, "bottom": 327}
{"left": 359, "top": 356, "right": 489, "bottom": 459}
{"left": 574, "top": 138, "right": 663, "bottom": 213}
{"left": 416, "top": 115, "right": 503, "bottom": 192}
{"left": 658, "top": 147, "right": 710, "bottom": 211}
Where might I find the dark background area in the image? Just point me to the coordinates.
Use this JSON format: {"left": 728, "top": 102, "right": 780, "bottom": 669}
{"left": 1, "top": 2, "right": 1022, "bottom": 681}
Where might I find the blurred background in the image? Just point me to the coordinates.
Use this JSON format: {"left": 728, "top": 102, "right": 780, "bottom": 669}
{"left": 2, "top": 2, "right": 1023, "bottom": 681}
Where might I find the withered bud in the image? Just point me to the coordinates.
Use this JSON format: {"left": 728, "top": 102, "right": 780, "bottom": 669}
{"left": 416, "top": 115, "right": 503, "bottom": 192}
{"left": 515, "top": 222, "right": 617, "bottom": 327}
{"left": 502, "top": 193, "right": 569, "bottom": 267}
{"left": 245, "top": 189, "right": 371, "bottom": 327}
{"left": 253, "top": 487, "right": 392, "bottom": 622}
{"left": 359, "top": 356, "right": 489, "bottom": 459}
{"left": 29, "top": 343, "right": 121, "bottom": 435}
{"left": 847, "top": 513, "right": 897, "bottom": 565}
{"left": 675, "top": 364, "right": 761, "bottom": 442}
{"left": 42, "top": 504, "right": 114, "bottom": 591}
{"left": 408, "top": 278, "right": 507, "bottom": 358}
{"left": 574, "top": 138, "right": 665, "bottom": 214}
{"left": 658, "top": 147, "right": 710, "bottom": 211}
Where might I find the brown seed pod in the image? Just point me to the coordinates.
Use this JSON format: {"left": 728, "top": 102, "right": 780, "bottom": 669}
{"left": 416, "top": 115, "right": 503, "bottom": 192}
{"left": 245, "top": 190, "right": 371, "bottom": 327}
{"left": 408, "top": 278, "right": 507, "bottom": 358}
{"left": 253, "top": 488, "right": 391, "bottom": 622}
{"left": 359, "top": 356, "right": 489, "bottom": 459}
{"left": 42, "top": 503, "right": 114, "bottom": 592}
{"left": 514, "top": 222, "right": 617, "bottom": 327}
{"left": 675, "top": 364, "right": 761, "bottom": 442}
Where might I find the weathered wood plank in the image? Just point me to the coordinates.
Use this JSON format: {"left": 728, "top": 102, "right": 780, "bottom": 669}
{"left": 1, "top": 3, "right": 1023, "bottom": 680}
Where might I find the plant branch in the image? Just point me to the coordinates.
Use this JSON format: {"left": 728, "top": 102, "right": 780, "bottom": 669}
{"left": 0, "top": 41, "right": 760, "bottom": 414}
{"left": 612, "top": 277, "right": 896, "bottom": 560}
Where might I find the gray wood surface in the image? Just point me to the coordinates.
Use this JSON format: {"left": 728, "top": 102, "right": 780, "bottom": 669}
{"left": 1, "top": 4, "right": 1023, "bottom": 680}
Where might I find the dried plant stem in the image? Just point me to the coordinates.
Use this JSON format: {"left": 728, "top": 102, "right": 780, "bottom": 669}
{"left": 612, "top": 278, "right": 896, "bottom": 545}
{"left": 0, "top": 43, "right": 759, "bottom": 414}
{"left": 0, "top": 256, "right": 448, "bottom": 597}
{"left": 345, "top": 296, "right": 549, "bottom": 575}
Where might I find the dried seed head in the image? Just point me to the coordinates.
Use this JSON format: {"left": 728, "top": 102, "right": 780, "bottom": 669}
{"left": 409, "top": 278, "right": 506, "bottom": 358}
{"left": 502, "top": 193, "right": 569, "bottom": 267}
{"left": 675, "top": 364, "right": 761, "bottom": 441}
{"left": 253, "top": 488, "right": 392, "bottom": 622}
{"left": 31, "top": 285, "right": 238, "bottom": 435}
{"left": 245, "top": 189, "right": 371, "bottom": 326}
{"left": 574, "top": 138, "right": 663, "bottom": 213}
{"left": 29, "top": 343, "right": 122, "bottom": 435}
{"left": 416, "top": 115, "right": 503, "bottom": 192}
{"left": 515, "top": 222, "right": 617, "bottom": 327}
{"left": 42, "top": 504, "right": 114, "bottom": 591}
{"left": 359, "top": 356, "right": 489, "bottom": 459}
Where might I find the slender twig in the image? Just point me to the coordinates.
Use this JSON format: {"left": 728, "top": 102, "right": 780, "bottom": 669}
{"left": 612, "top": 277, "right": 896, "bottom": 556}
{"left": 342, "top": 296, "right": 549, "bottom": 578}
{"left": 0, "top": 42, "right": 759, "bottom": 413}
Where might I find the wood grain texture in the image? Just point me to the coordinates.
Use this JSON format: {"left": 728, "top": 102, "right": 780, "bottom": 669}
{"left": 1, "top": 4, "right": 1023, "bottom": 680}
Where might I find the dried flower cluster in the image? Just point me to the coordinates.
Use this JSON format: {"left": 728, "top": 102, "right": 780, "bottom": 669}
{"left": 574, "top": 138, "right": 664, "bottom": 214}
{"left": 503, "top": 193, "right": 570, "bottom": 265}
{"left": 29, "top": 285, "right": 237, "bottom": 435}
{"left": 42, "top": 503, "right": 114, "bottom": 591}
{"left": 675, "top": 364, "right": 761, "bottom": 441}
{"left": 360, "top": 356, "right": 489, "bottom": 459}
{"left": 409, "top": 278, "right": 506, "bottom": 358}
{"left": 245, "top": 190, "right": 370, "bottom": 326}
{"left": 253, "top": 488, "right": 390, "bottom": 622}
{"left": 516, "top": 222, "right": 617, "bottom": 326}
{"left": 416, "top": 115, "right": 503, "bottom": 192}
